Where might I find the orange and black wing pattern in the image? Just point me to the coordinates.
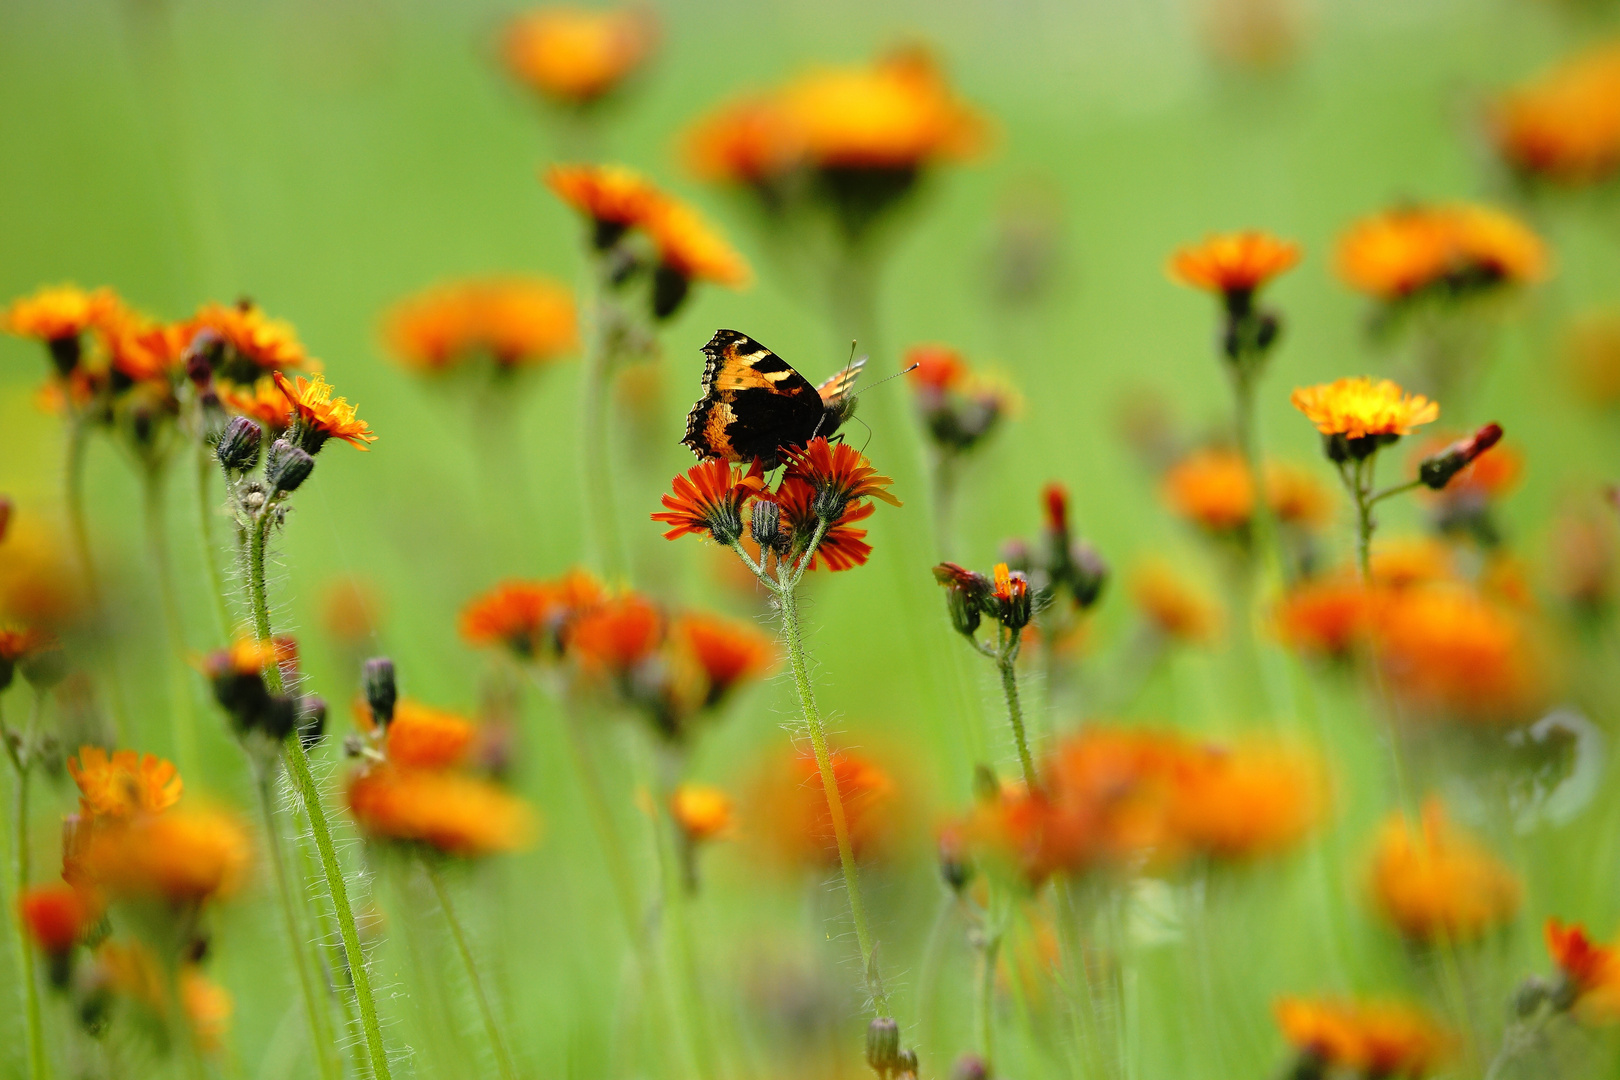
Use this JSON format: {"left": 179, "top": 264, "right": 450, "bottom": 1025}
{"left": 682, "top": 329, "right": 826, "bottom": 464}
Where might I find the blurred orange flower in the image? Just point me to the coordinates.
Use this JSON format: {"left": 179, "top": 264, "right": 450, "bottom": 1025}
{"left": 500, "top": 6, "right": 656, "bottom": 106}
{"left": 760, "top": 745, "right": 897, "bottom": 867}
{"left": 1291, "top": 377, "right": 1438, "bottom": 439}
{"left": 1371, "top": 583, "right": 1540, "bottom": 724}
{"left": 1167, "top": 742, "right": 1325, "bottom": 861}
{"left": 1162, "top": 448, "right": 1255, "bottom": 532}
{"left": 190, "top": 301, "right": 312, "bottom": 374}
{"left": 1566, "top": 313, "right": 1620, "bottom": 406}
{"left": 670, "top": 612, "right": 775, "bottom": 706}
{"left": 181, "top": 967, "right": 234, "bottom": 1052}
{"left": 1492, "top": 42, "right": 1620, "bottom": 185}
{"left": 348, "top": 765, "right": 537, "bottom": 857}
{"left": 1265, "top": 461, "right": 1333, "bottom": 527}
{"left": 642, "top": 199, "right": 752, "bottom": 287}
{"left": 567, "top": 593, "right": 664, "bottom": 673}
{"left": 1369, "top": 799, "right": 1520, "bottom": 943}
{"left": 1336, "top": 203, "right": 1547, "bottom": 301}
{"left": 671, "top": 783, "right": 735, "bottom": 843}
{"left": 1168, "top": 230, "right": 1300, "bottom": 298}
{"left": 383, "top": 277, "right": 578, "bottom": 373}
{"left": 4, "top": 284, "right": 119, "bottom": 345}
{"left": 218, "top": 375, "right": 294, "bottom": 429}
{"left": 1546, "top": 919, "right": 1620, "bottom": 1020}
{"left": 19, "top": 883, "right": 92, "bottom": 955}
{"left": 1130, "top": 559, "right": 1219, "bottom": 643}
{"left": 546, "top": 162, "right": 666, "bottom": 229}
{"left": 1275, "top": 997, "right": 1449, "bottom": 1078}
{"left": 380, "top": 700, "right": 477, "bottom": 770}
{"left": 67, "top": 746, "right": 183, "bottom": 820}
{"left": 81, "top": 807, "right": 251, "bottom": 905}
{"left": 459, "top": 570, "right": 607, "bottom": 659}
{"left": 1275, "top": 577, "right": 1377, "bottom": 660}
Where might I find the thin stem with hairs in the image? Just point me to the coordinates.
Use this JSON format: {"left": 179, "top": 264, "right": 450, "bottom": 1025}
{"left": 424, "top": 859, "right": 518, "bottom": 1080}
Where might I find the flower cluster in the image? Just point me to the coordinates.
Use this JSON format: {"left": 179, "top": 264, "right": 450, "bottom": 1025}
{"left": 1274, "top": 997, "right": 1450, "bottom": 1079}
{"left": 1492, "top": 42, "right": 1620, "bottom": 187}
{"left": 1160, "top": 446, "right": 1331, "bottom": 570}
{"left": 1336, "top": 202, "right": 1548, "bottom": 306}
{"left": 201, "top": 635, "right": 325, "bottom": 749}
{"left": 999, "top": 482, "right": 1109, "bottom": 613}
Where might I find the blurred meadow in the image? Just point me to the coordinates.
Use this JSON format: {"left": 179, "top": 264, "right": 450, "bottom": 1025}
{"left": 4, "top": 0, "right": 1620, "bottom": 1078}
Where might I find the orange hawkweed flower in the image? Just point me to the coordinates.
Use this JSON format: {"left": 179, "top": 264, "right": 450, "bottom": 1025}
{"left": 641, "top": 200, "right": 752, "bottom": 287}
{"left": 769, "top": 745, "right": 896, "bottom": 865}
{"left": 381, "top": 700, "right": 477, "bottom": 771}
{"left": 81, "top": 807, "right": 251, "bottom": 905}
{"left": 100, "top": 308, "right": 186, "bottom": 384}
{"left": 1371, "top": 584, "right": 1540, "bottom": 724}
{"left": 653, "top": 458, "right": 764, "bottom": 543}
{"left": 681, "top": 95, "right": 803, "bottom": 186}
{"left": 1546, "top": 919, "right": 1620, "bottom": 1019}
{"left": 20, "top": 883, "right": 92, "bottom": 956}
{"left": 271, "top": 372, "right": 376, "bottom": 452}
{"left": 218, "top": 376, "right": 294, "bottom": 429}
{"left": 1168, "top": 742, "right": 1324, "bottom": 861}
{"left": 671, "top": 783, "right": 735, "bottom": 842}
{"left": 905, "top": 343, "right": 969, "bottom": 393}
{"left": 781, "top": 436, "right": 901, "bottom": 513}
{"left": 181, "top": 967, "right": 234, "bottom": 1052}
{"left": 1130, "top": 560, "right": 1219, "bottom": 643}
{"left": 500, "top": 5, "right": 656, "bottom": 106}
{"left": 1168, "top": 230, "right": 1300, "bottom": 300}
{"left": 67, "top": 746, "right": 183, "bottom": 820}
{"left": 1275, "top": 578, "right": 1378, "bottom": 660}
{"left": 190, "top": 301, "right": 311, "bottom": 375}
{"left": 1291, "top": 377, "right": 1438, "bottom": 440}
{"left": 567, "top": 593, "right": 664, "bottom": 673}
{"left": 1266, "top": 461, "right": 1333, "bottom": 527}
{"left": 1492, "top": 42, "right": 1620, "bottom": 185}
{"left": 1336, "top": 203, "right": 1548, "bottom": 301}
{"left": 771, "top": 477, "right": 878, "bottom": 571}
{"left": 1275, "top": 997, "right": 1449, "bottom": 1079}
{"left": 1161, "top": 448, "right": 1254, "bottom": 532}
{"left": 546, "top": 162, "right": 667, "bottom": 231}
{"left": 1369, "top": 799, "right": 1521, "bottom": 944}
{"left": 383, "top": 277, "right": 578, "bottom": 373}
{"left": 347, "top": 765, "right": 537, "bottom": 856}
{"left": 4, "top": 285, "right": 119, "bottom": 348}
{"left": 459, "top": 570, "right": 606, "bottom": 658}
{"left": 671, "top": 612, "right": 775, "bottom": 706}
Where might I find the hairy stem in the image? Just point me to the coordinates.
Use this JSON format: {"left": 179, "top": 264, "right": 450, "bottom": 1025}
{"left": 143, "top": 464, "right": 199, "bottom": 773}
{"left": 997, "top": 644, "right": 1038, "bottom": 792}
{"left": 244, "top": 505, "right": 392, "bottom": 1080}
{"left": 425, "top": 861, "right": 518, "bottom": 1080}
{"left": 974, "top": 922, "right": 1004, "bottom": 1071}
{"left": 580, "top": 271, "right": 626, "bottom": 581}
{"left": 195, "top": 445, "right": 233, "bottom": 637}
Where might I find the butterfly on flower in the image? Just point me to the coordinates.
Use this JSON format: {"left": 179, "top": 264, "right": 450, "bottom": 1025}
{"left": 681, "top": 329, "right": 864, "bottom": 468}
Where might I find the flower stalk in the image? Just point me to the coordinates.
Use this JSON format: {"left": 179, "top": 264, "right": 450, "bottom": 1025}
{"left": 424, "top": 859, "right": 518, "bottom": 1080}
{"left": 5, "top": 690, "right": 48, "bottom": 1080}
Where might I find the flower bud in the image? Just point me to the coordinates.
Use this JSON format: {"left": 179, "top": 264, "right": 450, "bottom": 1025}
{"left": 750, "top": 500, "right": 783, "bottom": 552}
{"left": 183, "top": 329, "right": 225, "bottom": 386}
{"left": 298, "top": 695, "right": 327, "bottom": 751}
{"left": 47, "top": 334, "right": 81, "bottom": 376}
{"left": 19, "top": 642, "right": 68, "bottom": 691}
{"left": 217, "top": 416, "right": 263, "bottom": 475}
{"left": 866, "top": 1017, "right": 901, "bottom": 1076}
{"left": 265, "top": 439, "right": 315, "bottom": 494}
{"left": 1068, "top": 540, "right": 1108, "bottom": 609}
{"left": 362, "top": 657, "right": 397, "bottom": 727}
{"left": 933, "top": 563, "right": 989, "bottom": 639}
{"left": 652, "top": 265, "right": 691, "bottom": 321}
{"left": 951, "top": 1054, "right": 989, "bottom": 1080}
{"left": 261, "top": 695, "right": 300, "bottom": 741}
{"left": 1514, "top": 975, "right": 1553, "bottom": 1018}
{"left": 895, "top": 1048, "right": 918, "bottom": 1077}
{"left": 1419, "top": 423, "right": 1504, "bottom": 491}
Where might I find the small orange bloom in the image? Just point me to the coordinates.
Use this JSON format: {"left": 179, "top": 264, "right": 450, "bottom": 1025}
{"left": 500, "top": 6, "right": 656, "bottom": 106}
{"left": 218, "top": 376, "right": 294, "bottom": 429}
{"left": 768, "top": 745, "right": 896, "bottom": 866}
{"left": 1291, "top": 377, "right": 1438, "bottom": 439}
{"left": 1371, "top": 584, "right": 1540, "bottom": 724}
{"left": 382, "top": 700, "right": 477, "bottom": 771}
{"left": 67, "top": 746, "right": 183, "bottom": 820}
{"left": 1492, "top": 42, "right": 1620, "bottom": 185}
{"left": 1275, "top": 578, "right": 1377, "bottom": 660}
{"left": 271, "top": 372, "right": 377, "bottom": 451}
{"left": 652, "top": 459, "right": 764, "bottom": 542}
{"left": 81, "top": 807, "right": 251, "bottom": 905}
{"left": 20, "top": 883, "right": 92, "bottom": 955}
{"left": 190, "top": 301, "right": 311, "bottom": 374}
{"left": 567, "top": 593, "right": 664, "bottom": 672}
{"left": 383, "top": 277, "right": 577, "bottom": 373}
{"left": 905, "top": 344, "right": 969, "bottom": 393}
{"left": 642, "top": 200, "right": 752, "bottom": 287}
{"left": 681, "top": 95, "right": 803, "bottom": 185}
{"left": 1336, "top": 203, "right": 1548, "bottom": 301}
{"left": 1369, "top": 799, "right": 1521, "bottom": 943}
{"left": 546, "top": 163, "right": 667, "bottom": 229}
{"left": 1168, "top": 742, "right": 1324, "bottom": 861}
{"left": 100, "top": 308, "right": 186, "bottom": 384}
{"left": 459, "top": 570, "right": 606, "bottom": 658}
{"left": 1275, "top": 997, "right": 1449, "bottom": 1078}
{"left": 770, "top": 477, "right": 878, "bottom": 571}
{"left": 4, "top": 284, "right": 119, "bottom": 344}
{"left": 347, "top": 765, "right": 537, "bottom": 856}
{"left": 1266, "top": 461, "right": 1333, "bottom": 527}
{"left": 1168, "top": 230, "right": 1300, "bottom": 298}
{"left": 671, "top": 783, "right": 735, "bottom": 842}
{"left": 671, "top": 612, "right": 775, "bottom": 705}
{"left": 181, "top": 967, "right": 234, "bottom": 1052}
{"left": 1162, "top": 448, "right": 1254, "bottom": 532}
{"left": 1130, "top": 560, "right": 1219, "bottom": 643}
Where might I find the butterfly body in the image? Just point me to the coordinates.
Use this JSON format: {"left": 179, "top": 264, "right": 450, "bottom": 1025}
{"left": 682, "top": 329, "right": 864, "bottom": 467}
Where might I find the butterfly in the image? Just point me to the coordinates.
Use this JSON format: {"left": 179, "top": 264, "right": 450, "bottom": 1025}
{"left": 681, "top": 329, "right": 865, "bottom": 467}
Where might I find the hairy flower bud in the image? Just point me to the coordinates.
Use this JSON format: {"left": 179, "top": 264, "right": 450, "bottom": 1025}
{"left": 1419, "top": 423, "right": 1504, "bottom": 491}
{"left": 866, "top": 1017, "right": 901, "bottom": 1077}
{"left": 895, "top": 1048, "right": 918, "bottom": 1077}
{"left": 933, "top": 563, "right": 990, "bottom": 639}
{"left": 217, "top": 416, "right": 263, "bottom": 475}
{"left": 750, "top": 500, "right": 783, "bottom": 552}
{"left": 1068, "top": 540, "right": 1109, "bottom": 609}
{"left": 183, "top": 328, "right": 225, "bottom": 386}
{"left": 266, "top": 438, "right": 315, "bottom": 494}
{"left": 362, "top": 657, "right": 397, "bottom": 727}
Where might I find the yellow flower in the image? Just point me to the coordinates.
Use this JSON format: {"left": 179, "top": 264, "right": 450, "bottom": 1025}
{"left": 1290, "top": 377, "right": 1438, "bottom": 439}
{"left": 67, "top": 746, "right": 183, "bottom": 820}
{"left": 1369, "top": 798, "right": 1521, "bottom": 944}
{"left": 271, "top": 372, "right": 377, "bottom": 451}
{"left": 500, "top": 6, "right": 656, "bottom": 106}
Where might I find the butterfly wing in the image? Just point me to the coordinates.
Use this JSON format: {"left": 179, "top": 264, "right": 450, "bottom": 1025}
{"left": 682, "top": 329, "right": 825, "bottom": 463}
{"left": 815, "top": 356, "right": 866, "bottom": 407}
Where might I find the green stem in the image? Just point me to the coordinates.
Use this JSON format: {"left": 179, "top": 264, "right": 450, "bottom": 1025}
{"left": 974, "top": 922, "right": 1003, "bottom": 1071}
{"left": 143, "top": 464, "right": 199, "bottom": 773}
{"left": 424, "top": 861, "right": 518, "bottom": 1080}
{"left": 580, "top": 273, "right": 625, "bottom": 582}
{"left": 256, "top": 770, "right": 342, "bottom": 1080}
{"left": 10, "top": 737, "right": 48, "bottom": 1080}
{"left": 996, "top": 643, "right": 1038, "bottom": 793}
{"left": 243, "top": 504, "right": 392, "bottom": 1080}
{"left": 64, "top": 415, "right": 101, "bottom": 604}
{"left": 777, "top": 578, "right": 889, "bottom": 1016}
{"left": 195, "top": 444, "right": 233, "bottom": 638}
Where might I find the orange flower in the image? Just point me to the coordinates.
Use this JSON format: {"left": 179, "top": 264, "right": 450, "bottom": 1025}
{"left": 1161, "top": 448, "right": 1254, "bottom": 532}
{"left": 181, "top": 967, "right": 234, "bottom": 1052}
{"left": 271, "top": 372, "right": 376, "bottom": 452}
{"left": 905, "top": 344, "right": 969, "bottom": 393}
{"left": 546, "top": 163, "right": 667, "bottom": 230}
{"left": 1130, "top": 560, "right": 1219, "bottom": 643}
{"left": 1266, "top": 461, "right": 1333, "bottom": 526}
{"left": 1167, "top": 230, "right": 1300, "bottom": 298}
{"left": 671, "top": 612, "right": 775, "bottom": 705}
{"left": 671, "top": 783, "right": 734, "bottom": 843}
{"left": 4, "top": 284, "right": 119, "bottom": 344}
{"left": 190, "top": 301, "right": 311, "bottom": 375}
{"left": 381, "top": 700, "right": 477, "bottom": 770}
{"left": 459, "top": 570, "right": 606, "bottom": 658}
{"left": 67, "top": 746, "right": 183, "bottom": 820}
{"left": 781, "top": 436, "right": 901, "bottom": 511}
{"left": 347, "top": 765, "right": 537, "bottom": 856}
{"left": 1336, "top": 203, "right": 1548, "bottom": 301}
{"left": 682, "top": 94, "right": 804, "bottom": 185}
{"left": 1369, "top": 799, "right": 1521, "bottom": 943}
{"left": 770, "top": 477, "right": 878, "bottom": 571}
{"left": 1371, "top": 584, "right": 1539, "bottom": 724}
{"left": 1275, "top": 997, "right": 1449, "bottom": 1078}
{"left": 20, "top": 883, "right": 92, "bottom": 955}
{"left": 500, "top": 6, "right": 656, "bottom": 106}
{"left": 1275, "top": 578, "right": 1377, "bottom": 660}
{"left": 383, "top": 277, "right": 578, "bottom": 373}
{"left": 1291, "top": 377, "right": 1438, "bottom": 439}
{"left": 642, "top": 199, "right": 752, "bottom": 287}
{"left": 1168, "top": 742, "right": 1324, "bottom": 861}
{"left": 652, "top": 459, "right": 764, "bottom": 542}
{"left": 1492, "top": 42, "right": 1620, "bottom": 185}
{"left": 767, "top": 745, "right": 896, "bottom": 866}
{"left": 567, "top": 593, "right": 664, "bottom": 673}
{"left": 218, "top": 376, "right": 294, "bottom": 429}
{"left": 100, "top": 308, "right": 186, "bottom": 384}
{"left": 81, "top": 807, "right": 251, "bottom": 905}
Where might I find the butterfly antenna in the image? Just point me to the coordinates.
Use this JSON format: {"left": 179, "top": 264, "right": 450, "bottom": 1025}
{"left": 851, "top": 412, "right": 874, "bottom": 454}
{"left": 851, "top": 363, "right": 920, "bottom": 399}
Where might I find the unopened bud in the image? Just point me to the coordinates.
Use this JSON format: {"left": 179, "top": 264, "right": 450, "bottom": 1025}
{"left": 1042, "top": 481, "right": 1069, "bottom": 536}
{"left": 866, "top": 1017, "right": 901, "bottom": 1076}
{"left": 952, "top": 1053, "right": 989, "bottom": 1080}
{"left": 261, "top": 695, "right": 300, "bottom": 741}
{"left": 298, "top": 695, "right": 327, "bottom": 751}
{"left": 896, "top": 1048, "right": 918, "bottom": 1078}
{"left": 265, "top": 439, "right": 315, "bottom": 494}
{"left": 1419, "top": 423, "right": 1504, "bottom": 491}
{"left": 1514, "top": 975, "right": 1553, "bottom": 1018}
{"left": 183, "top": 329, "right": 225, "bottom": 386}
{"left": 750, "top": 500, "right": 782, "bottom": 552}
{"left": 19, "top": 643, "right": 67, "bottom": 691}
{"left": 362, "top": 657, "right": 397, "bottom": 727}
{"left": 1068, "top": 541, "right": 1108, "bottom": 609}
{"left": 933, "top": 563, "right": 989, "bottom": 639}
{"left": 47, "top": 335, "right": 81, "bottom": 376}
{"left": 652, "top": 265, "right": 691, "bottom": 321}
{"left": 217, "top": 416, "right": 263, "bottom": 475}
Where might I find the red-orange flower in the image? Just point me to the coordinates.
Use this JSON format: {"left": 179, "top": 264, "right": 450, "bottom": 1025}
{"left": 1369, "top": 799, "right": 1521, "bottom": 943}
{"left": 100, "top": 308, "right": 186, "bottom": 384}
{"left": 67, "top": 746, "right": 183, "bottom": 820}
{"left": 20, "top": 883, "right": 92, "bottom": 955}
{"left": 4, "top": 285, "right": 120, "bottom": 346}
{"left": 271, "top": 372, "right": 377, "bottom": 451}
{"left": 765, "top": 745, "right": 896, "bottom": 866}
{"left": 671, "top": 612, "right": 775, "bottom": 706}
{"left": 567, "top": 593, "right": 664, "bottom": 673}
{"left": 1275, "top": 578, "right": 1378, "bottom": 660}
{"left": 218, "top": 376, "right": 294, "bottom": 429}
{"left": 652, "top": 459, "right": 764, "bottom": 543}
{"left": 1161, "top": 448, "right": 1255, "bottom": 532}
{"left": 80, "top": 807, "right": 251, "bottom": 905}
{"left": 1336, "top": 204, "right": 1548, "bottom": 301}
{"left": 1167, "top": 742, "right": 1324, "bottom": 861}
{"left": 348, "top": 765, "right": 537, "bottom": 857}
{"left": 771, "top": 477, "right": 877, "bottom": 571}
{"left": 641, "top": 199, "right": 752, "bottom": 287}
{"left": 546, "top": 163, "right": 667, "bottom": 230}
{"left": 1492, "top": 42, "right": 1620, "bottom": 185}
{"left": 781, "top": 436, "right": 901, "bottom": 513}
{"left": 500, "top": 6, "right": 657, "bottom": 106}
{"left": 1275, "top": 997, "right": 1449, "bottom": 1078}
{"left": 1371, "top": 583, "right": 1541, "bottom": 724}
{"left": 905, "top": 343, "right": 969, "bottom": 392}
{"left": 1545, "top": 919, "right": 1620, "bottom": 1019}
{"left": 1168, "top": 230, "right": 1300, "bottom": 299}
{"left": 459, "top": 570, "right": 606, "bottom": 658}
{"left": 379, "top": 700, "right": 477, "bottom": 771}
{"left": 383, "top": 277, "right": 578, "bottom": 373}
{"left": 190, "top": 301, "right": 311, "bottom": 375}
